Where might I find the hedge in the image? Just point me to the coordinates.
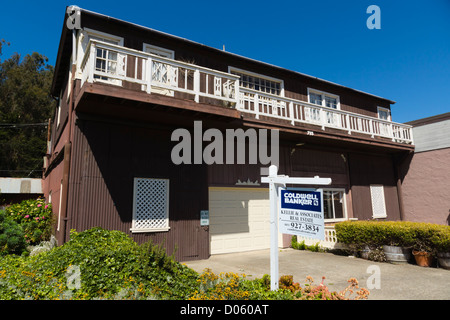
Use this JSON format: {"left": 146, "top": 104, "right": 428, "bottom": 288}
{"left": 334, "top": 221, "right": 450, "bottom": 253}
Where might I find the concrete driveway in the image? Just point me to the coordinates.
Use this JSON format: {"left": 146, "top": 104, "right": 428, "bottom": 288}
{"left": 184, "top": 248, "right": 450, "bottom": 300}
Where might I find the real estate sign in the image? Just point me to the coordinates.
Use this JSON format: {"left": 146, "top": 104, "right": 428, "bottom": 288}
{"left": 279, "top": 188, "right": 324, "bottom": 240}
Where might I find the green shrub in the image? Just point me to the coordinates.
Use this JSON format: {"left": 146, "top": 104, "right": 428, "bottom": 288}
{"left": 335, "top": 220, "right": 450, "bottom": 254}
{"left": 411, "top": 222, "right": 450, "bottom": 253}
{"left": 0, "top": 227, "right": 199, "bottom": 300}
{"left": 291, "top": 236, "right": 306, "bottom": 250}
{"left": 0, "top": 211, "right": 27, "bottom": 256}
{"left": 4, "top": 198, "right": 53, "bottom": 245}
{"left": 291, "top": 236, "right": 322, "bottom": 252}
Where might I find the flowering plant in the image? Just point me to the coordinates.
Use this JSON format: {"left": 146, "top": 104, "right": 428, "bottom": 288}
{"left": 4, "top": 198, "right": 53, "bottom": 245}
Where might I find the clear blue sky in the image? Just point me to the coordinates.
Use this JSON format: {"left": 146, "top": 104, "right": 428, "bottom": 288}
{"left": 1, "top": 0, "right": 449, "bottom": 123}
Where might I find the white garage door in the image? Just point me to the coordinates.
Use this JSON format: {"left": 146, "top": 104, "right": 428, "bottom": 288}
{"left": 209, "top": 187, "right": 282, "bottom": 255}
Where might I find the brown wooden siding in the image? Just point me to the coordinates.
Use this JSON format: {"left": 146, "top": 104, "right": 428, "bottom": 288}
{"left": 348, "top": 153, "right": 400, "bottom": 220}
{"left": 208, "top": 145, "right": 349, "bottom": 188}
{"left": 66, "top": 118, "right": 210, "bottom": 261}
{"left": 52, "top": 76, "right": 69, "bottom": 147}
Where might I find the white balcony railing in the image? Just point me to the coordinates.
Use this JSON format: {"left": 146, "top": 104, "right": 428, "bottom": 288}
{"left": 296, "top": 225, "right": 345, "bottom": 250}
{"left": 79, "top": 40, "right": 413, "bottom": 144}
{"left": 238, "top": 88, "right": 413, "bottom": 143}
{"left": 80, "top": 40, "right": 240, "bottom": 106}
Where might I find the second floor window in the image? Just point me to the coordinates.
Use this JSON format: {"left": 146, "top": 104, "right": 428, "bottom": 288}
{"left": 308, "top": 88, "right": 340, "bottom": 109}
{"left": 325, "top": 96, "right": 338, "bottom": 109}
{"left": 229, "top": 67, "right": 283, "bottom": 96}
{"left": 78, "top": 28, "right": 124, "bottom": 84}
{"left": 309, "top": 92, "right": 322, "bottom": 105}
{"left": 377, "top": 107, "right": 391, "bottom": 121}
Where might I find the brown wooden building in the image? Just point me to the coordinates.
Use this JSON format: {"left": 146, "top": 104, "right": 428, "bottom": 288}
{"left": 42, "top": 6, "right": 414, "bottom": 261}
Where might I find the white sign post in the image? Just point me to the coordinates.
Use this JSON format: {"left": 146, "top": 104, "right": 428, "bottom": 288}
{"left": 261, "top": 165, "right": 331, "bottom": 291}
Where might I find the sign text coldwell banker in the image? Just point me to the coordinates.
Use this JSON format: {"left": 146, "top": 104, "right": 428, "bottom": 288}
{"left": 279, "top": 188, "right": 324, "bottom": 240}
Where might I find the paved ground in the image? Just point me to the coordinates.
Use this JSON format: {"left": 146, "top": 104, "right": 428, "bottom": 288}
{"left": 184, "top": 248, "right": 450, "bottom": 300}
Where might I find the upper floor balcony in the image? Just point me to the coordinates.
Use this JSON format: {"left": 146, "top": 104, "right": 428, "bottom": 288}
{"left": 78, "top": 39, "right": 413, "bottom": 145}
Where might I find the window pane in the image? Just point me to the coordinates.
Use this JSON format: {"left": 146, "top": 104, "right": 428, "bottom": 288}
{"left": 96, "top": 59, "right": 106, "bottom": 72}
{"left": 323, "top": 191, "right": 333, "bottom": 219}
{"left": 96, "top": 48, "right": 106, "bottom": 59}
{"left": 333, "top": 191, "right": 344, "bottom": 219}
{"left": 378, "top": 109, "right": 389, "bottom": 120}
{"left": 310, "top": 93, "right": 322, "bottom": 105}
{"left": 232, "top": 71, "right": 281, "bottom": 95}
{"left": 107, "top": 61, "right": 117, "bottom": 74}
{"left": 255, "top": 78, "right": 260, "bottom": 91}
{"left": 323, "top": 190, "right": 346, "bottom": 220}
{"left": 108, "top": 51, "right": 117, "bottom": 61}
{"left": 325, "top": 96, "right": 337, "bottom": 109}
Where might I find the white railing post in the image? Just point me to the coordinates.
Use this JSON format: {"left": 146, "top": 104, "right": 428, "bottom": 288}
{"left": 87, "top": 43, "right": 96, "bottom": 83}
{"left": 320, "top": 108, "right": 326, "bottom": 130}
{"left": 146, "top": 57, "right": 152, "bottom": 94}
{"left": 390, "top": 123, "right": 395, "bottom": 141}
{"left": 409, "top": 127, "right": 414, "bottom": 144}
{"left": 254, "top": 93, "right": 260, "bottom": 119}
{"left": 346, "top": 114, "right": 351, "bottom": 134}
{"left": 369, "top": 119, "right": 374, "bottom": 138}
{"left": 234, "top": 79, "right": 240, "bottom": 108}
{"left": 289, "top": 102, "right": 294, "bottom": 125}
{"left": 194, "top": 69, "right": 200, "bottom": 103}
{"left": 271, "top": 98, "right": 277, "bottom": 116}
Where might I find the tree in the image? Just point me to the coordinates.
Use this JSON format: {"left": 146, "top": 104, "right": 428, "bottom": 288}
{"left": 0, "top": 40, "right": 55, "bottom": 178}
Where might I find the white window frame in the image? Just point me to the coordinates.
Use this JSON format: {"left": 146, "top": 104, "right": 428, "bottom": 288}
{"left": 307, "top": 88, "right": 340, "bottom": 109}
{"left": 377, "top": 106, "right": 391, "bottom": 121}
{"left": 131, "top": 177, "right": 170, "bottom": 233}
{"left": 77, "top": 28, "right": 124, "bottom": 67}
{"left": 322, "top": 188, "right": 348, "bottom": 222}
{"left": 228, "top": 66, "right": 284, "bottom": 96}
{"left": 67, "top": 56, "right": 72, "bottom": 102}
{"left": 56, "top": 91, "right": 62, "bottom": 127}
{"left": 143, "top": 44, "right": 174, "bottom": 59}
{"left": 57, "top": 180, "right": 63, "bottom": 232}
{"left": 370, "top": 184, "right": 387, "bottom": 219}
{"left": 77, "top": 28, "right": 124, "bottom": 84}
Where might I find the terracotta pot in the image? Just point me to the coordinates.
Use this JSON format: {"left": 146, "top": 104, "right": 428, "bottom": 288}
{"left": 412, "top": 250, "right": 433, "bottom": 267}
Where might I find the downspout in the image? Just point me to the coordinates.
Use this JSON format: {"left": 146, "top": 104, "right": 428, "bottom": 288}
{"left": 61, "top": 27, "right": 78, "bottom": 243}
{"left": 393, "top": 150, "right": 413, "bottom": 221}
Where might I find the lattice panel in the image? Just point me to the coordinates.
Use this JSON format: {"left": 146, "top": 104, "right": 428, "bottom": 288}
{"left": 370, "top": 185, "right": 387, "bottom": 218}
{"left": 133, "top": 178, "right": 169, "bottom": 230}
{"left": 152, "top": 62, "right": 177, "bottom": 86}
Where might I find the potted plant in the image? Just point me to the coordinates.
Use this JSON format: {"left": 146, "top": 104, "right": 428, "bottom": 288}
{"left": 412, "top": 239, "right": 434, "bottom": 267}
{"left": 383, "top": 245, "right": 412, "bottom": 264}
{"left": 380, "top": 222, "right": 413, "bottom": 264}
{"left": 433, "top": 226, "right": 450, "bottom": 269}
